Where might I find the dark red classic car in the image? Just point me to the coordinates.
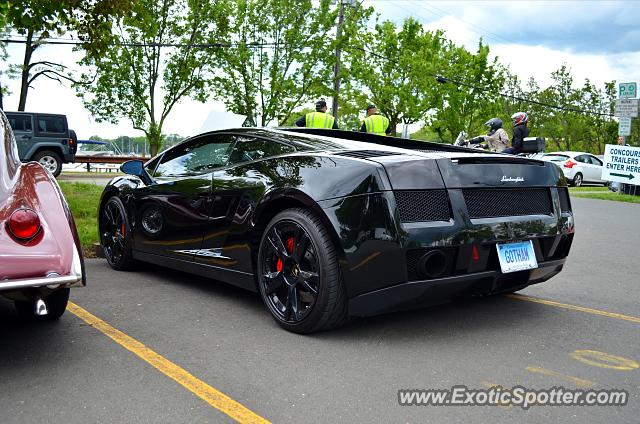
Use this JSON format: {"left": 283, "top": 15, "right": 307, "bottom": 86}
{"left": 0, "top": 110, "right": 85, "bottom": 320}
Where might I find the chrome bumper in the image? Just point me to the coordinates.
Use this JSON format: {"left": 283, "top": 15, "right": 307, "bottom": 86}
{"left": 0, "top": 244, "right": 84, "bottom": 291}
{"left": 0, "top": 274, "right": 83, "bottom": 291}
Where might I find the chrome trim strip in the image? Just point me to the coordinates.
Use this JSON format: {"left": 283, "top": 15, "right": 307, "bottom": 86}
{"left": 173, "top": 248, "right": 233, "bottom": 260}
{"left": 0, "top": 274, "right": 82, "bottom": 291}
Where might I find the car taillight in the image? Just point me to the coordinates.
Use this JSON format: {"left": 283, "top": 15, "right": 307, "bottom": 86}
{"left": 564, "top": 160, "right": 577, "bottom": 168}
{"left": 7, "top": 208, "right": 41, "bottom": 240}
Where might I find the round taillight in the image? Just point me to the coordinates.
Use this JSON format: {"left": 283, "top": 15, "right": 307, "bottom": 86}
{"left": 7, "top": 209, "right": 41, "bottom": 240}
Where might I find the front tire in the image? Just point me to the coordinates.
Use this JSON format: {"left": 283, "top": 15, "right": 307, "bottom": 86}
{"left": 34, "top": 150, "right": 62, "bottom": 177}
{"left": 257, "top": 208, "right": 348, "bottom": 334}
{"left": 14, "top": 288, "right": 70, "bottom": 321}
{"left": 100, "top": 196, "right": 136, "bottom": 270}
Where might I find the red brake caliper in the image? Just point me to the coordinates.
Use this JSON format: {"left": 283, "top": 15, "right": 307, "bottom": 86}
{"left": 286, "top": 237, "right": 295, "bottom": 255}
{"left": 276, "top": 237, "right": 295, "bottom": 273}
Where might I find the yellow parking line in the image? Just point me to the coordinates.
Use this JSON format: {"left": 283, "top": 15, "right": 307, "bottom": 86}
{"left": 505, "top": 294, "right": 640, "bottom": 324}
{"left": 525, "top": 366, "right": 595, "bottom": 388}
{"left": 67, "top": 302, "right": 270, "bottom": 424}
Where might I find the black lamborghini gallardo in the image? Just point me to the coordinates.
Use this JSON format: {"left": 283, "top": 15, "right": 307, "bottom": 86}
{"left": 99, "top": 128, "right": 574, "bottom": 333}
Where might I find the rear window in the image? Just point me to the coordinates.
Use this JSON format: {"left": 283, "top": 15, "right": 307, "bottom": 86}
{"left": 36, "top": 116, "right": 66, "bottom": 134}
{"left": 6, "top": 115, "right": 32, "bottom": 132}
{"left": 544, "top": 154, "right": 569, "bottom": 162}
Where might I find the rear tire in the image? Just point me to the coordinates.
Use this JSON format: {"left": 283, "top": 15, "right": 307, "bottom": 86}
{"left": 100, "top": 196, "right": 136, "bottom": 270}
{"left": 257, "top": 208, "right": 348, "bottom": 334}
{"left": 572, "top": 173, "right": 583, "bottom": 187}
{"left": 33, "top": 150, "right": 62, "bottom": 177}
{"left": 14, "top": 288, "right": 70, "bottom": 321}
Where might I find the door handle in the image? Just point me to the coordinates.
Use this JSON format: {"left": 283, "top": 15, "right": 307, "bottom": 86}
{"left": 20, "top": 135, "right": 32, "bottom": 139}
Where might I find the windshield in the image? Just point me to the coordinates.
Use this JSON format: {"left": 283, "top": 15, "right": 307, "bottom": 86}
{"left": 544, "top": 154, "right": 570, "bottom": 162}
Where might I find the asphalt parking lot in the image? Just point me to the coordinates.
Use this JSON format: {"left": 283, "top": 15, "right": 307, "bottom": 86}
{"left": 1, "top": 197, "right": 639, "bottom": 423}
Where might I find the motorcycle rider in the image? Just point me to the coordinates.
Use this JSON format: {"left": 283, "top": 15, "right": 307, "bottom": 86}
{"left": 467, "top": 117, "right": 510, "bottom": 152}
{"left": 502, "top": 112, "right": 530, "bottom": 154}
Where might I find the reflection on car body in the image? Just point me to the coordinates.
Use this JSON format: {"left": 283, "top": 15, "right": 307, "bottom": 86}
{"left": 99, "top": 128, "right": 574, "bottom": 333}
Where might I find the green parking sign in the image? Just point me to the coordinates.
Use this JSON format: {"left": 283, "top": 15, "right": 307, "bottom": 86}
{"left": 619, "top": 82, "right": 637, "bottom": 99}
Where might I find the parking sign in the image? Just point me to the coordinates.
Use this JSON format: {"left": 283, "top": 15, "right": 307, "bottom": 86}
{"left": 619, "top": 82, "right": 637, "bottom": 99}
{"left": 619, "top": 117, "right": 632, "bottom": 136}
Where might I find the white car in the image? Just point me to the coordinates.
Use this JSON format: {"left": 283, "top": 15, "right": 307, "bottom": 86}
{"left": 542, "top": 151, "right": 608, "bottom": 186}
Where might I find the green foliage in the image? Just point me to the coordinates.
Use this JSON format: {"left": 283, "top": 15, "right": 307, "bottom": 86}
{"left": 58, "top": 181, "right": 103, "bottom": 252}
{"left": 522, "top": 65, "right": 618, "bottom": 154}
{"left": 75, "top": 0, "right": 229, "bottom": 155}
{"left": 410, "top": 126, "right": 441, "bottom": 142}
{"left": 212, "top": 0, "right": 338, "bottom": 127}
{"left": 1, "top": 0, "right": 131, "bottom": 110}
{"left": 2, "top": 0, "right": 625, "bottom": 155}
{"left": 572, "top": 192, "right": 640, "bottom": 204}
{"left": 428, "top": 41, "right": 506, "bottom": 143}
{"left": 347, "top": 18, "right": 446, "bottom": 135}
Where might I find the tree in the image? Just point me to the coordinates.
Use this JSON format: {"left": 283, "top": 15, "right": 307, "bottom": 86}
{"left": 211, "top": 0, "right": 338, "bottom": 127}
{"left": 428, "top": 40, "right": 505, "bottom": 143}
{"left": 347, "top": 18, "right": 446, "bottom": 135}
{"left": 76, "top": 0, "right": 229, "bottom": 155}
{"left": 1, "top": 0, "right": 131, "bottom": 110}
{"left": 533, "top": 65, "right": 586, "bottom": 151}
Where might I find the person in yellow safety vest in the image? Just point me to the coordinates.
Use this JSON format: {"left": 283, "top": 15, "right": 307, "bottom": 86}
{"left": 294, "top": 99, "right": 339, "bottom": 129}
{"left": 360, "top": 104, "right": 391, "bottom": 136}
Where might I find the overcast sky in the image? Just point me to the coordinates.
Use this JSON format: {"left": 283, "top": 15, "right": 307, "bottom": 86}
{"left": 1, "top": 0, "right": 638, "bottom": 139}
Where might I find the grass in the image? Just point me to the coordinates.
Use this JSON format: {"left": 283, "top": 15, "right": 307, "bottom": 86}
{"left": 572, "top": 192, "right": 640, "bottom": 204}
{"left": 58, "top": 182, "right": 102, "bottom": 255}
{"left": 568, "top": 186, "right": 608, "bottom": 192}
{"left": 60, "top": 171, "right": 123, "bottom": 177}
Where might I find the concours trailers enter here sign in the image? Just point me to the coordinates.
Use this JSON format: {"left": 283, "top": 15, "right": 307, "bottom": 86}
{"left": 602, "top": 144, "right": 640, "bottom": 184}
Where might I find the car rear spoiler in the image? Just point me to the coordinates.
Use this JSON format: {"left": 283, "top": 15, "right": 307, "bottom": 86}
{"left": 280, "top": 128, "right": 490, "bottom": 154}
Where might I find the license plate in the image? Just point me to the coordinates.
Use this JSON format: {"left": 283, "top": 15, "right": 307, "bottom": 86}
{"left": 496, "top": 240, "right": 538, "bottom": 274}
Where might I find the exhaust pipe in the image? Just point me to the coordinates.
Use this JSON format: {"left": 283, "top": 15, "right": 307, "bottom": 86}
{"left": 418, "top": 250, "right": 448, "bottom": 279}
{"left": 34, "top": 297, "right": 48, "bottom": 316}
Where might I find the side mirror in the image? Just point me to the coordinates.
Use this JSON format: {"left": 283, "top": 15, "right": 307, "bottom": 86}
{"left": 121, "top": 160, "right": 153, "bottom": 185}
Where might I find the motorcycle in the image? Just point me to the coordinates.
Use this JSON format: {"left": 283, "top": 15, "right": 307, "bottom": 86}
{"left": 454, "top": 131, "right": 546, "bottom": 156}
{"left": 453, "top": 131, "right": 489, "bottom": 150}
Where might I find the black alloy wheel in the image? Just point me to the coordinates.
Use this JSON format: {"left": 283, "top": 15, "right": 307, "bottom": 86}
{"left": 258, "top": 208, "right": 347, "bottom": 333}
{"left": 100, "top": 197, "right": 136, "bottom": 270}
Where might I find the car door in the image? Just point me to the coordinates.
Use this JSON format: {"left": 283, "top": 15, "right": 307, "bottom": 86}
{"left": 197, "top": 134, "right": 297, "bottom": 273}
{"left": 34, "top": 114, "right": 69, "bottom": 151}
{"left": 5, "top": 114, "right": 33, "bottom": 160}
{"left": 588, "top": 155, "right": 605, "bottom": 182}
{"left": 581, "top": 154, "right": 599, "bottom": 182}
{"left": 574, "top": 154, "right": 595, "bottom": 182}
{"left": 131, "top": 134, "right": 236, "bottom": 261}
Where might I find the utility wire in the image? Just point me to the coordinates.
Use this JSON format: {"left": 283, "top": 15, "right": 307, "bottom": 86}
{"left": 2, "top": 35, "right": 615, "bottom": 118}
{"left": 1, "top": 38, "right": 283, "bottom": 49}
{"left": 345, "top": 44, "right": 614, "bottom": 118}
